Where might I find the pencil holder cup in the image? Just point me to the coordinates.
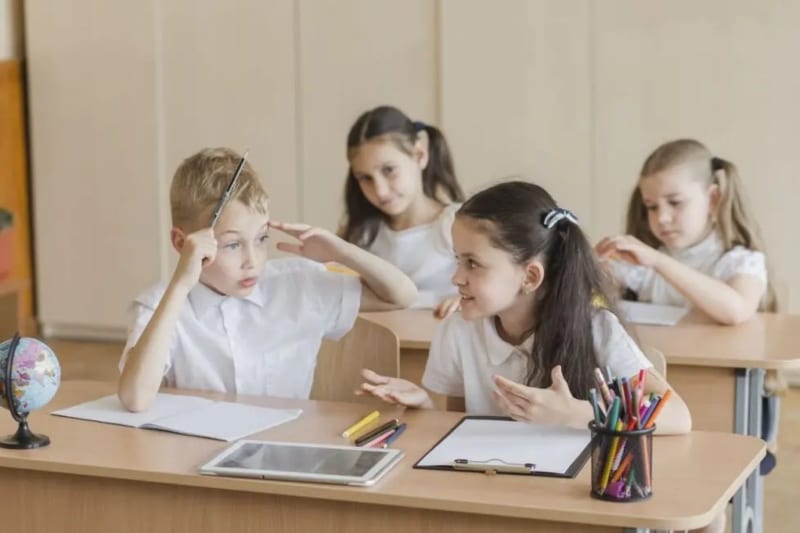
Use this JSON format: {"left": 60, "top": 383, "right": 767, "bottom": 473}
{"left": 588, "top": 421, "right": 654, "bottom": 502}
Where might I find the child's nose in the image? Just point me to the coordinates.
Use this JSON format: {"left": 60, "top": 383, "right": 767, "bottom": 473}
{"left": 451, "top": 268, "right": 466, "bottom": 286}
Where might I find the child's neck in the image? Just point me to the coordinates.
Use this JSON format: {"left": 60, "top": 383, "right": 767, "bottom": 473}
{"left": 388, "top": 196, "right": 443, "bottom": 231}
{"left": 495, "top": 303, "right": 537, "bottom": 346}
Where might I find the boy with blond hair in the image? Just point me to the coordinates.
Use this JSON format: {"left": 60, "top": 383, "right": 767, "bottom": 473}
{"left": 118, "top": 148, "right": 417, "bottom": 412}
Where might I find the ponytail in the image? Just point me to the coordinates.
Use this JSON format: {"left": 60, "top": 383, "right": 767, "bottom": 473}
{"left": 419, "top": 124, "right": 465, "bottom": 204}
{"left": 530, "top": 220, "right": 610, "bottom": 399}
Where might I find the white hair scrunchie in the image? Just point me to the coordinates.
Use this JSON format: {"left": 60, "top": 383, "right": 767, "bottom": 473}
{"left": 542, "top": 207, "right": 579, "bottom": 229}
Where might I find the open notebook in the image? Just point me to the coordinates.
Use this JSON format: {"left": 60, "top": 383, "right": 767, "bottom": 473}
{"left": 415, "top": 417, "right": 592, "bottom": 478}
{"left": 51, "top": 394, "right": 302, "bottom": 442}
{"left": 617, "top": 301, "right": 689, "bottom": 326}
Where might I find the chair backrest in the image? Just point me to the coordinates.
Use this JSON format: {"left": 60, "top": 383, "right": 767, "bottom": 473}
{"left": 642, "top": 345, "right": 667, "bottom": 378}
{"left": 311, "top": 316, "right": 400, "bottom": 402}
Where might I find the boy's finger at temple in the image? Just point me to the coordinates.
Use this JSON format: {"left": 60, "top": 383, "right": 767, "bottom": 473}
{"left": 276, "top": 242, "right": 303, "bottom": 255}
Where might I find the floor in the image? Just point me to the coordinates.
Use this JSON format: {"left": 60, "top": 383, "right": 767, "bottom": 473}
{"left": 48, "top": 338, "right": 799, "bottom": 533}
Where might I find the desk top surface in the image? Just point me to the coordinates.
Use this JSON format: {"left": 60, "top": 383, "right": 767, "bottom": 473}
{"left": 361, "top": 310, "right": 800, "bottom": 369}
{"left": 0, "top": 381, "right": 764, "bottom": 530}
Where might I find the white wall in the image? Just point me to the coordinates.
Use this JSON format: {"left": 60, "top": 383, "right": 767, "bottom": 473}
{"left": 24, "top": 1, "right": 800, "bottom": 337}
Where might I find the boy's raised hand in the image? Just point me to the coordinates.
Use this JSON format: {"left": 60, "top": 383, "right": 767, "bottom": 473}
{"left": 356, "top": 369, "right": 433, "bottom": 408}
{"left": 492, "top": 366, "right": 591, "bottom": 428}
{"left": 174, "top": 228, "right": 217, "bottom": 289}
{"left": 595, "top": 235, "right": 660, "bottom": 268}
{"left": 270, "top": 220, "right": 347, "bottom": 264}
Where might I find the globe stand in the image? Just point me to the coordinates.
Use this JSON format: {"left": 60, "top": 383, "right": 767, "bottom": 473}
{"left": 0, "top": 333, "right": 51, "bottom": 449}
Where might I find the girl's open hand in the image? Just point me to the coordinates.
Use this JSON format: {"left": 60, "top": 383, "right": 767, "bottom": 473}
{"left": 434, "top": 295, "right": 461, "bottom": 319}
{"left": 356, "top": 369, "right": 433, "bottom": 408}
{"left": 270, "top": 221, "right": 347, "bottom": 264}
{"left": 493, "top": 366, "right": 588, "bottom": 428}
{"left": 595, "top": 235, "right": 661, "bottom": 268}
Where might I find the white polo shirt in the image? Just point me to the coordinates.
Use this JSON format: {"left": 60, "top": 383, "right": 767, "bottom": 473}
{"left": 422, "top": 310, "right": 652, "bottom": 415}
{"left": 366, "top": 203, "right": 459, "bottom": 309}
{"left": 119, "top": 258, "right": 362, "bottom": 398}
{"left": 611, "top": 231, "right": 767, "bottom": 308}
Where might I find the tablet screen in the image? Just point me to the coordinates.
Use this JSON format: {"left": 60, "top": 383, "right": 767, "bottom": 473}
{"left": 216, "top": 441, "right": 390, "bottom": 477}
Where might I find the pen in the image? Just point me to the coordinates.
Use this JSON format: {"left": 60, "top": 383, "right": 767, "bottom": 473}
{"left": 354, "top": 419, "right": 399, "bottom": 446}
{"left": 382, "top": 423, "right": 407, "bottom": 448}
{"left": 362, "top": 427, "right": 397, "bottom": 448}
{"left": 452, "top": 458, "right": 535, "bottom": 474}
{"left": 341, "top": 410, "right": 380, "bottom": 438}
{"left": 209, "top": 150, "right": 249, "bottom": 228}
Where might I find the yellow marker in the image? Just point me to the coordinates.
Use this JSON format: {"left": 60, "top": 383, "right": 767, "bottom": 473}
{"left": 341, "top": 410, "right": 380, "bottom": 438}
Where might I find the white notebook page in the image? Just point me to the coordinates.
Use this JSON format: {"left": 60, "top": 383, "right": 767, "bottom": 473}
{"left": 417, "top": 418, "right": 591, "bottom": 475}
{"left": 617, "top": 301, "right": 689, "bottom": 326}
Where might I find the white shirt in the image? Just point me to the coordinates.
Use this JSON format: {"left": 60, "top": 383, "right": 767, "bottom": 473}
{"left": 367, "top": 204, "right": 459, "bottom": 309}
{"left": 119, "top": 258, "right": 362, "bottom": 398}
{"left": 611, "top": 231, "right": 767, "bottom": 307}
{"left": 422, "top": 310, "right": 652, "bottom": 415}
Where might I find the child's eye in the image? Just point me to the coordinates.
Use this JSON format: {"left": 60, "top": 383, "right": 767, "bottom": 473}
{"left": 669, "top": 200, "right": 682, "bottom": 207}
{"left": 224, "top": 242, "right": 240, "bottom": 250}
{"left": 257, "top": 234, "right": 269, "bottom": 244}
{"left": 382, "top": 165, "right": 396, "bottom": 176}
{"left": 354, "top": 174, "right": 372, "bottom": 183}
{"left": 644, "top": 205, "right": 657, "bottom": 212}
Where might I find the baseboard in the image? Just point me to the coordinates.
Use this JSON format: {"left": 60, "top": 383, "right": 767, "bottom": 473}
{"left": 40, "top": 322, "right": 127, "bottom": 342}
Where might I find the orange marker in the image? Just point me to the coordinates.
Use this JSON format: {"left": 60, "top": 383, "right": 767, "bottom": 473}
{"left": 644, "top": 389, "right": 672, "bottom": 429}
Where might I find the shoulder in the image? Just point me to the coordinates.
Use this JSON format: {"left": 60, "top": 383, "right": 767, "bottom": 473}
{"left": 132, "top": 281, "right": 169, "bottom": 310}
{"left": 433, "top": 312, "right": 476, "bottom": 347}
{"left": 715, "top": 246, "right": 767, "bottom": 282}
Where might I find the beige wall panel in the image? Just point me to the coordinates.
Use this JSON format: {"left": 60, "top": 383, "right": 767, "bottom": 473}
{"left": 26, "top": 1, "right": 162, "bottom": 331}
{"left": 297, "top": 0, "right": 438, "bottom": 231}
{"left": 593, "top": 1, "right": 800, "bottom": 311}
{"left": 158, "top": 0, "right": 297, "bottom": 271}
{"left": 439, "top": 0, "right": 593, "bottom": 231}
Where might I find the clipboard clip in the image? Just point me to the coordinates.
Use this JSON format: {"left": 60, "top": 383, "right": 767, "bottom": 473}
{"left": 452, "top": 458, "right": 536, "bottom": 475}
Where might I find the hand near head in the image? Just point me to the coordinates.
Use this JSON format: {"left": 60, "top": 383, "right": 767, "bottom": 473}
{"left": 270, "top": 221, "right": 347, "bottom": 264}
{"left": 595, "top": 235, "right": 660, "bottom": 268}
{"left": 434, "top": 295, "right": 461, "bottom": 319}
{"left": 356, "top": 369, "right": 433, "bottom": 409}
{"left": 173, "top": 228, "right": 218, "bottom": 289}
{"left": 493, "top": 366, "right": 587, "bottom": 428}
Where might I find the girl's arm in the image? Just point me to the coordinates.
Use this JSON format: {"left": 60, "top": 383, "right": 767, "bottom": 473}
{"left": 270, "top": 221, "right": 418, "bottom": 311}
{"left": 650, "top": 253, "right": 764, "bottom": 325}
{"left": 597, "top": 235, "right": 763, "bottom": 325}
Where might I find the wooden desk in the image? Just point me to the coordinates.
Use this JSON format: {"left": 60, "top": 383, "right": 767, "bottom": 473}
{"left": 0, "top": 381, "right": 763, "bottom": 533}
{"left": 360, "top": 310, "right": 800, "bottom": 533}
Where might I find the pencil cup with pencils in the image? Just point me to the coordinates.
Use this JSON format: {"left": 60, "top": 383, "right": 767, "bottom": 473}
{"left": 589, "top": 420, "right": 654, "bottom": 501}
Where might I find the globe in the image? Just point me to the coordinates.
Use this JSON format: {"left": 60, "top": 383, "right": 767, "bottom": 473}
{"left": 0, "top": 335, "right": 61, "bottom": 448}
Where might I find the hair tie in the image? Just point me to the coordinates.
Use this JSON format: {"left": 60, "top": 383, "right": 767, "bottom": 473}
{"left": 542, "top": 207, "right": 579, "bottom": 229}
{"left": 413, "top": 120, "right": 426, "bottom": 132}
{"left": 711, "top": 156, "right": 725, "bottom": 172}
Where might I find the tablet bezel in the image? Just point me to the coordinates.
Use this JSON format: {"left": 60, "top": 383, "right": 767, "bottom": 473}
{"left": 199, "top": 439, "right": 404, "bottom": 486}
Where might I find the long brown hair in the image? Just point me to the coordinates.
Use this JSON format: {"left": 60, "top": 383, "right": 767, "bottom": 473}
{"left": 340, "top": 106, "right": 464, "bottom": 247}
{"left": 459, "top": 181, "right": 617, "bottom": 400}
{"left": 626, "top": 139, "right": 777, "bottom": 311}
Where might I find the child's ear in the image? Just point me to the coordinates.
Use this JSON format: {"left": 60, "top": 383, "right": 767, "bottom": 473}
{"left": 414, "top": 133, "right": 430, "bottom": 171}
{"left": 708, "top": 183, "right": 721, "bottom": 218}
{"left": 521, "top": 260, "right": 545, "bottom": 295}
{"left": 170, "top": 227, "right": 186, "bottom": 252}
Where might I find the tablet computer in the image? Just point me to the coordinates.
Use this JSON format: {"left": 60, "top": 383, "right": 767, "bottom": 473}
{"left": 199, "top": 440, "right": 404, "bottom": 486}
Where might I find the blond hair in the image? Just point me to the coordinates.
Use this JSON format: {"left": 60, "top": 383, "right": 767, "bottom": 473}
{"left": 170, "top": 147, "right": 268, "bottom": 229}
{"left": 625, "top": 139, "right": 777, "bottom": 311}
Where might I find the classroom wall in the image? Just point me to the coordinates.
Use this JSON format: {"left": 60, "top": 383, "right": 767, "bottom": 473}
{"left": 24, "top": 0, "right": 800, "bottom": 337}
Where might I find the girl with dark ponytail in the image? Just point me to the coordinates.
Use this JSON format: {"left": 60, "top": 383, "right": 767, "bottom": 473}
{"left": 340, "top": 106, "right": 465, "bottom": 318}
{"left": 359, "top": 180, "right": 691, "bottom": 435}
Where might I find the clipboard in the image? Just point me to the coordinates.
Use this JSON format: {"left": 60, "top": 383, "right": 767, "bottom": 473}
{"left": 413, "top": 416, "right": 592, "bottom": 478}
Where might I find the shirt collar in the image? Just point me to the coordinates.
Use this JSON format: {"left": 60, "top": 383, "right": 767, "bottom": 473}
{"left": 188, "top": 280, "right": 266, "bottom": 317}
{"left": 664, "top": 230, "right": 723, "bottom": 264}
{"left": 482, "top": 317, "right": 535, "bottom": 366}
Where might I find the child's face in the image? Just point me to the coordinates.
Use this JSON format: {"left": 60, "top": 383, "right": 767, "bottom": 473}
{"left": 201, "top": 200, "right": 270, "bottom": 297}
{"left": 639, "top": 165, "right": 718, "bottom": 250}
{"left": 450, "top": 217, "right": 532, "bottom": 322}
{"left": 349, "top": 139, "right": 427, "bottom": 218}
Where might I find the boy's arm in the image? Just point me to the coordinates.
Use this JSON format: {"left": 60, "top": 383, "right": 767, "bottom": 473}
{"left": 118, "top": 228, "right": 217, "bottom": 412}
{"left": 270, "top": 221, "right": 418, "bottom": 311}
{"left": 117, "top": 281, "right": 190, "bottom": 412}
{"left": 334, "top": 241, "right": 418, "bottom": 311}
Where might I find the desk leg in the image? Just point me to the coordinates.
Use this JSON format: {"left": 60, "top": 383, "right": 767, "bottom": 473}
{"left": 732, "top": 367, "right": 764, "bottom": 533}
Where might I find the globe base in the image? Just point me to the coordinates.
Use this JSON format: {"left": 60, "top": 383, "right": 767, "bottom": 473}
{"left": 0, "top": 420, "right": 50, "bottom": 449}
